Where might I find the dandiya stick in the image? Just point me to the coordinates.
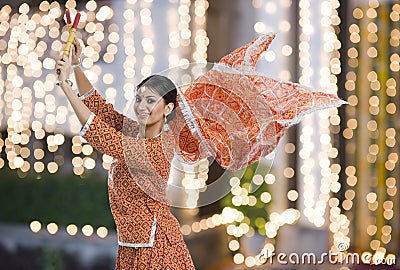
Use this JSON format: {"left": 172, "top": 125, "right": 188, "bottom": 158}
{"left": 57, "top": 10, "right": 80, "bottom": 75}
{"left": 63, "top": 12, "right": 80, "bottom": 57}
{"left": 66, "top": 9, "right": 72, "bottom": 30}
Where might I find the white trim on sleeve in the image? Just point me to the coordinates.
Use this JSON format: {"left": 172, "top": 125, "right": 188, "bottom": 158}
{"left": 80, "top": 112, "right": 96, "bottom": 137}
{"left": 78, "top": 87, "right": 95, "bottom": 100}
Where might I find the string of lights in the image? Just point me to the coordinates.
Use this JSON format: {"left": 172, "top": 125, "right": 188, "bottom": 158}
{"left": 227, "top": 1, "right": 295, "bottom": 267}
{"left": 0, "top": 0, "right": 211, "bottom": 250}
{"left": 345, "top": 0, "right": 399, "bottom": 264}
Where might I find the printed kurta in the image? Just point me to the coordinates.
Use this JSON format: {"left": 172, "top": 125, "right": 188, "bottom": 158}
{"left": 80, "top": 89, "right": 195, "bottom": 269}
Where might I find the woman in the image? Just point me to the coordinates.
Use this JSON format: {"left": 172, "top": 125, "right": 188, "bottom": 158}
{"left": 56, "top": 34, "right": 344, "bottom": 269}
{"left": 55, "top": 40, "right": 196, "bottom": 269}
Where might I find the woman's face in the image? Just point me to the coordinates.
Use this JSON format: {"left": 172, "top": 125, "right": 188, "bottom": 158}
{"left": 133, "top": 86, "right": 169, "bottom": 126}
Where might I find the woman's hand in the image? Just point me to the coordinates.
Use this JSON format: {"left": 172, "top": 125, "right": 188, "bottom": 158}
{"left": 70, "top": 38, "right": 93, "bottom": 96}
{"left": 71, "top": 38, "right": 82, "bottom": 65}
{"left": 55, "top": 54, "right": 71, "bottom": 82}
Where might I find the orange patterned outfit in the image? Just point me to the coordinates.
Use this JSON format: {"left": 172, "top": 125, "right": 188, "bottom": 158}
{"left": 79, "top": 90, "right": 196, "bottom": 270}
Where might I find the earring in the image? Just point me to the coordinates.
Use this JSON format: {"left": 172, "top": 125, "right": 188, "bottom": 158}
{"left": 163, "top": 116, "right": 169, "bottom": 132}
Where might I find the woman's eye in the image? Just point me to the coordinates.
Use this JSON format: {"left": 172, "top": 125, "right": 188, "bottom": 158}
{"left": 147, "top": 99, "right": 155, "bottom": 103}
{"left": 135, "top": 97, "right": 141, "bottom": 102}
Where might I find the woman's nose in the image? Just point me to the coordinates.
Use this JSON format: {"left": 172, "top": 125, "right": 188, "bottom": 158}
{"left": 137, "top": 101, "right": 147, "bottom": 111}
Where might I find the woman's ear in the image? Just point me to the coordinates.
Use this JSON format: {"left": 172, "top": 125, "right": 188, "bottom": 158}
{"left": 164, "top": 103, "right": 174, "bottom": 117}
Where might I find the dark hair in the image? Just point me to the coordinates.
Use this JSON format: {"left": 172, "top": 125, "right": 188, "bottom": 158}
{"left": 136, "top": 75, "right": 177, "bottom": 122}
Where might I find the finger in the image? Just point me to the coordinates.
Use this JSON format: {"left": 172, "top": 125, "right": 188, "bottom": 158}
{"left": 55, "top": 63, "right": 64, "bottom": 70}
{"left": 56, "top": 66, "right": 64, "bottom": 74}
{"left": 72, "top": 48, "right": 77, "bottom": 60}
{"left": 76, "top": 39, "right": 82, "bottom": 53}
{"left": 75, "top": 38, "right": 81, "bottom": 46}
{"left": 58, "top": 64, "right": 67, "bottom": 72}
{"left": 55, "top": 65, "right": 64, "bottom": 73}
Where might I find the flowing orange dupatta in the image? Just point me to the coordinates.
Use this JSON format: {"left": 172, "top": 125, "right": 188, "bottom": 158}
{"left": 172, "top": 34, "right": 346, "bottom": 171}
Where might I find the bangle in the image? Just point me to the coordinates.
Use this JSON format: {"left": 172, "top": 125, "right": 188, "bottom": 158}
{"left": 66, "top": 79, "right": 73, "bottom": 86}
{"left": 56, "top": 79, "right": 73, "bottom": 87}
{"left": 72, "top": 57, "right": 82, "bottom": 69}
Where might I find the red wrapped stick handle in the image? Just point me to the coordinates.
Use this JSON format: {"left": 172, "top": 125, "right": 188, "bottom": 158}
{"left": 72, "top": 13, "right": 80, "bottom": 29}
{"left": 66, "top": 9, "right": 72, "bottom": 28}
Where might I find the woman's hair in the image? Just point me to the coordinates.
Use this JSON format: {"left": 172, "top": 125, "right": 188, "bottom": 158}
{"left": 136, "top": 75, "right": 177, "bottom": 122}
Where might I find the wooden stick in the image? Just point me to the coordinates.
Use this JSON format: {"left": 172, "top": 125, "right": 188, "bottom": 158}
{"left": 63, "top": 12, "right": 81, "bottom": 57}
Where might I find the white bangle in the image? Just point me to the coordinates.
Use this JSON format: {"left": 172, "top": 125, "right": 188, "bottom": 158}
{"left": 56, "top": 79, "right": 73, "bottom": 87}
{"left": 72, "top": 57, "right": 82, "bottom": 69}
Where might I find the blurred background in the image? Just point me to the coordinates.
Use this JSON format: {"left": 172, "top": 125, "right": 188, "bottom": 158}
{"left": 0, "top": 0, "right": 399, "bottom": 269}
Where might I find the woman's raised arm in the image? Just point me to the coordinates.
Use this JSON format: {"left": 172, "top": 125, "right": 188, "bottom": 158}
{"left": 71, "top": 39, "right": 126, "bottom": 130}
{"left": 71, "top": 39, "right": 93, "bottom": 97}
{"left": 56, "top": 54, "right": 92, "bottom": 126}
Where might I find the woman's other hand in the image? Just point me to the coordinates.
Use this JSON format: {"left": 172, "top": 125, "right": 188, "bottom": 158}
{"left": 71, "top": 38, "right": 82, "bottom": 65}
{"left": 55, "top": 54, "right": 71, "bottom": 82}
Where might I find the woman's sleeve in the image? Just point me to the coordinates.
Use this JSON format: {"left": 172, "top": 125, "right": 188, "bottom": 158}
{"left": 80, "top": 112, "right": 133, "bottom": 161}
{"left": 79, "top": 88, "right": 125, "bottom": 131}
{"left": 80, "top": 113, "right": 139, "bottom": 162}
{"left": 80, "top": 113, "right": 141, "bottom": 162}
